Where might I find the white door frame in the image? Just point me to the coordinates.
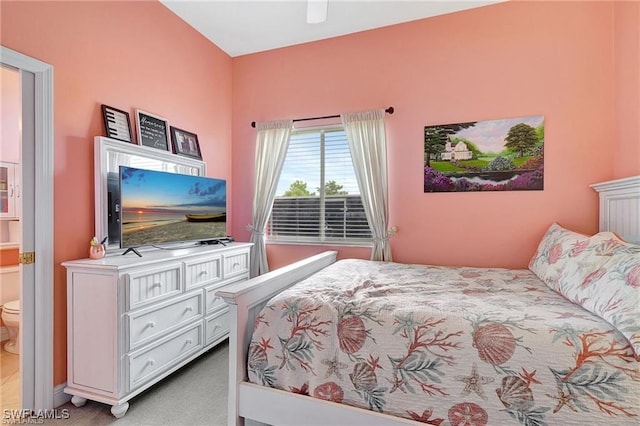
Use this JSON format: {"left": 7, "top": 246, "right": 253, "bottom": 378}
{"left": 1, "top": 46, "right": 54, "bottom": 410}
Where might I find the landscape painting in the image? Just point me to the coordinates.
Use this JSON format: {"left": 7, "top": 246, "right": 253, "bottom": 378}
{"left": 424, "top": 115, "right": 544, "bottom": 192}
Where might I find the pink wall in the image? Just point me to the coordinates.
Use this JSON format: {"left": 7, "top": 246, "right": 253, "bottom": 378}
{"left": 2, "top": 1, "right": 232, "bottom": 385}
{"left": 232, "top": 1, "right": 622, "bottom": 270}
{"left": 613, "top": 1, "right": 640, "bottom": 179}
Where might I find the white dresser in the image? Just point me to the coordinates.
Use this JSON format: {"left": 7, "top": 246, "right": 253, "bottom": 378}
{"left": 62, "top": 242, "right": 252, "bottom": 417}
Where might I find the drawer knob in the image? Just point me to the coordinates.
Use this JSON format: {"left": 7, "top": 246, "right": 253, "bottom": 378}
{"left": 184, "top": 306, "right": 193, "bottom": 313}
{"left": 186, "top": 338, "right": 193, "bottom": 345}
{"left": 146, "top": 321, "right": 156, "bottom": 329}
{"left": 200, "top": 270, "right": 208, "bottom": 276}
{"left": 147, "top": 359, "right": 155, "bottom": 367}
{"left": 232, "top": 262, "right": 240, "bottom": 269}
{"left": 151, "top": 282, "right": 162, "bottom": 288}
{"left": 213, "top": 323, "right": 220, "bottom": 330}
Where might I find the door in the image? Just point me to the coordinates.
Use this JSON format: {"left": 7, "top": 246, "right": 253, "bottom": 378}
{"left": 1, "top": 46, "right": 54, "bottom": 410}
{"left": 20, "top": 66, "right": 36, "bottom": 410}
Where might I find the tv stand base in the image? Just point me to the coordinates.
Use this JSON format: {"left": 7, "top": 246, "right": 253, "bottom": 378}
{"left": 122, "top": 247, "right": 142, "bottom": 257}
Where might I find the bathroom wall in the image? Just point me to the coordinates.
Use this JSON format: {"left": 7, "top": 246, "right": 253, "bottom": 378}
{"left": 1, "top": 66, "right": 20, "bottom": 164}
{"left": 0, "top": 66, "right": 21, "bottom": 248}
{"left": 0, "top": 266, "right": 20, "bottom": 308}
{"left": 0, "top": 63, "right": 21, "bottom": 320}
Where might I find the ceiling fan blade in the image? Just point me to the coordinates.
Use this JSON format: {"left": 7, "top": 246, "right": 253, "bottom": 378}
{"left": 307, "top": 0, "right": 328, "bottom": 24}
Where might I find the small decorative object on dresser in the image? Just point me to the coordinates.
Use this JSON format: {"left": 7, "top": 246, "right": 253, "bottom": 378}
{"left": 62, "top": 242, "right": 252, "bottom": 418}
{"left": 135, "top": 109, "right": 170, "bottom": 151}
{"left": 88, "top": 236, "right": 106, "bottom": 259}
{"left": 170, "top": 126, "right": 202, "bottom": 160}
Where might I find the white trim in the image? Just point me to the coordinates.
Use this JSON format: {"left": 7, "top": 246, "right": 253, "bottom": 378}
{"left": 239, "top": 383, "right": 419, "bottom": 426}
{"left": 0, "top": 242, "right": 20, "bottom": 249}
{"left": 53, "top": 382, "right": 72, "bottom": 408}
{"left": 0, "top": 265, "right": 20, "bottom": 274}
{"left": 590, "top": 175, "right": 640, "bottom": 192}
{"left": 266, "top": 239, "right": 373, "bottom": 248}
{"left": 0, "top": 45, "right": 54, "bottom": 410}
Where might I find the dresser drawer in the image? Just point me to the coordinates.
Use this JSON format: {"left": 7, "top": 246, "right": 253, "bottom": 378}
{"left": 127, "top": 323, "right": 203, "bottom": 392}
{"left": 184, "top": 255, "right": 222, "bottom": 291}
{"left": 204, "top": 277, "right": 245, "bottom": 316}
{"left": 205, "top": 309, "right": 230, "bottom": 345}
{"left": 223, "top": 251, "right": 249, "bottom": 278}
{"left": 126, "top": 292, "right": 203, "bottom": 351}
{"left": 126, "top": 263, "right": 182, "bottom": 310}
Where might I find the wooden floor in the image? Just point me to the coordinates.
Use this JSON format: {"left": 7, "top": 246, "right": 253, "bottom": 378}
{"left": 0, "top": 345, "right": 20, "bottom": 411}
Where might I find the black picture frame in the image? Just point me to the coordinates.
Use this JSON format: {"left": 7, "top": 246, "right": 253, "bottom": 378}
{"left": 136, "top": 109, "right": 170, "bottom": 151}
{"left": 101, "top": 104, "right": 134, "bottom": 143}
{"left": 170, "top": 126, "right": 202, "bottom": 160}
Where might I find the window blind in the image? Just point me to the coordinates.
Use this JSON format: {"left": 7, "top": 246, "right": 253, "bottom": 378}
{"left": 269, "top": 127, "right": 371, "bottom": 243}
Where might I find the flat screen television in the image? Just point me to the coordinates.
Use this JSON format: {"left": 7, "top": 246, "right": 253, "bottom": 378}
{"left": 119, "top": 166, "right": 227, "bottom": 251}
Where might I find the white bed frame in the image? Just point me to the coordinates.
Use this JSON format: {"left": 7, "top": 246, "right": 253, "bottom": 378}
{"left": 218, "top": 175, "right": 640, "bottom": 426}
{"left": 591, "top": 175, "right": 640, "bottom": 245}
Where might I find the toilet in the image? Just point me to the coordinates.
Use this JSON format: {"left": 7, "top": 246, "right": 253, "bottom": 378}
{"left": 1, "top": 300, "right": 20, "bottom": 354}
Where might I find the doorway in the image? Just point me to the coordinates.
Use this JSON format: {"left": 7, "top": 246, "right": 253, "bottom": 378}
{"left": 0, "top": 46, "right": 54, "bottom": 411}
{"left": 0, "top": 63, "right": 22, "bottom": 412}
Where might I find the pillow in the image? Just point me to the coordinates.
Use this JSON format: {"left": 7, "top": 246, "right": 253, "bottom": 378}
{"left": 529, "top": 223, "right": 618, "bottom": 292}
{"left": 529, "top": 223, "right": 640, "bottom": 355}
{"left": 558, "top": 237, "right": 640, "bottom": 356}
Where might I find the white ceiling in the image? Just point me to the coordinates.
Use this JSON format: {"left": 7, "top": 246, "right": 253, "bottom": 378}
{"left": 160, "top": 0, "right": 504, "bottom": 57}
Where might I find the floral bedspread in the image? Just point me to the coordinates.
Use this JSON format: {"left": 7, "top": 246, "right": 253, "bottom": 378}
{"left": 247, "top": 259, "right": 640, "bottom": 426}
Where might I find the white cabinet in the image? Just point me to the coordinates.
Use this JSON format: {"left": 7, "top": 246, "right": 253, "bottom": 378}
{"left": 0, "top": 162, "right": 19, "bottom": 218}
{"left": 62, "top": 242, "right": 252, "bottom": 418}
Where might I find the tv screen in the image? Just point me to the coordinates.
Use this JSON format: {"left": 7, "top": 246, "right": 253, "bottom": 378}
{"left": 119, "top": 166, "right": 227, "bottom": 249}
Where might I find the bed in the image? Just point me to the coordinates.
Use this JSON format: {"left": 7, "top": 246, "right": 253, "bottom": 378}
{"left": 218, "top": 176, "right": 640, "bottom": 426}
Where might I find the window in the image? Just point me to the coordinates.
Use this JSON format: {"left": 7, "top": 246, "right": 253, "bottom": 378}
{"left": 268, "top": 126, "right": 371, "bottom": 244}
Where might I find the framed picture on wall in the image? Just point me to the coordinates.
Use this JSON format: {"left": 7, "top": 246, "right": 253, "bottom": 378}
{"left": 101, "top": 104, "right": 134, "bottom": 144}
{"left": 135, "top": 109, "right": 170, "bottom": 151}
{"left": 423, "top": 115, "right": 545, "bottom": 192}
{"left": 170, "top": 126, "right": 202, "bottom": 160}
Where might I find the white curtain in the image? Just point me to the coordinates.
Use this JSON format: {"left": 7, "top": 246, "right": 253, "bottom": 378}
{"left": 341, "top": 109, "right": 392, "bottom": 261}
{"left": 249, "top": 119, "right": 293, "bottom": 277}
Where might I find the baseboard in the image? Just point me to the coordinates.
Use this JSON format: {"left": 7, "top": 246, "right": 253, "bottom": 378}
{"left": 54, "top": 383, "right": 71, "bottom": 408}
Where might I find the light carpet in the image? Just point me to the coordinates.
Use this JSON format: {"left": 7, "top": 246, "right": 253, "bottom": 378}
{"left": 41, "top": 341, "right": 258, "bottom": 426}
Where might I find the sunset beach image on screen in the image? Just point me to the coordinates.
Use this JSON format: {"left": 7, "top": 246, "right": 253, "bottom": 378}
{"left": 119, "top": 166, "right": 227, "bottom": 248}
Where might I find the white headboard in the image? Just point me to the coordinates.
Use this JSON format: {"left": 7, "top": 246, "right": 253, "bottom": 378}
{"left": 591, "top": 175, "right": 640, "bottom": 244}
